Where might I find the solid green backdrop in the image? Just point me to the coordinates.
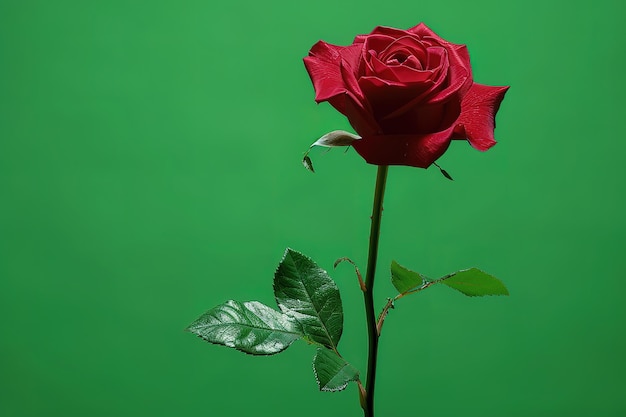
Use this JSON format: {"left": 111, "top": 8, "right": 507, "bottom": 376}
{"left": 1, "top": 0, "right": 625, "bottom": 416}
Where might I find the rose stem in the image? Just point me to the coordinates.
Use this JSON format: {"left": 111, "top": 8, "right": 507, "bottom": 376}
{"left": 363, "top": 165, "right": 388, "bottom": 417}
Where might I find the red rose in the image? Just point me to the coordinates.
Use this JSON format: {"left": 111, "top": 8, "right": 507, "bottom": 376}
{"left": 304, "top": 24, "right": 509, "bottom": 168}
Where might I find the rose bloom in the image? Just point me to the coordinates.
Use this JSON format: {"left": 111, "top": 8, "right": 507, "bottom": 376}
{"left": 304, "top": 24, "right": 509, "bottom": 168}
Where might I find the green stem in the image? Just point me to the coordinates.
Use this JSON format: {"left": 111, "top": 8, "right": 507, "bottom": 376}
{"left": 363, "top": 165, "right": 388, "bottom": 417}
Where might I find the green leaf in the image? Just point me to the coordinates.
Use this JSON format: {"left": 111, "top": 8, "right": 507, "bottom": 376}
{"left": 273, "top": 248, "right": 343, "bottom": 350}
{"left": 186, "top": 300, "right": 302, "bottom": 355}
{"left": 313, "top": 348, "right": 359, "bottom": 392}
{"left": 391, "top": 260, "right": 427, "bottom": 294}
{"left": 440, "top": 268, "right": 509, "bottom": 297}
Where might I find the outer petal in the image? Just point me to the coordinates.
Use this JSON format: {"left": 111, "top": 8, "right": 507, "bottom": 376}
{"left": 408, "top": 23, "right": 463, "bottom": 54}
{"left": 407, "top": 22, "right": 439, "bottom": 38}
{"left": 304, "top": 41, "right": 379, "bottom": 136}
{"left": 369, "top": 25, "right": 420, "bottom": 39}
{"left": 303, "top": 42, "right": 348, "bottom": 103}
{"left": 407, "top": 23, "right": 473, "bottom": 99}
{"left": 303, "top": 41, "right": 363, "bottom": 103}
{"left": 450, "top": 44, "right": 473, "bottom": 96}
{"left": 329, "top": 61, "right": 379, "bottom": 136}
{"left": 328, "top": 90, "right": 380, "bottom": 137}
{"left": 351, "top": 125, "right": 455, "bottom": 168}
{"left": 453, "top": 84, "right": 509, "bottom": 151}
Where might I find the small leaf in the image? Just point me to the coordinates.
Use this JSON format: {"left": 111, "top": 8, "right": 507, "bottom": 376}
{"left": 311, "top": 130, "right": 360, "bottom": 148}
{"left": 440, "top": 268, "right": 509, "bottom": 297}
{"left": 313, "top": 348, "right": 359, "bottom": 392}
{"left": 440, "top": 168, "right": 453, "bottom": 181}
{"left": 433, "top": 162, "right": 454, "bottom": 181}
{"left": 391, "top": 260, "right": 427, "bottom": 294}
{"left": 302, "top": 155, "right": 315, "bottom": 173}
{"left": 186, "top": 300, "right": 302, "bottom": 355}
{"left": 274, "top": 248, "right": 343, "bottom": 350}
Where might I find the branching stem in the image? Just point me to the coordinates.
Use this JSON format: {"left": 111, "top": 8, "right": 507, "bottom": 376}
{"left": 376, "top": 276, "right": 453, "bottom": 335}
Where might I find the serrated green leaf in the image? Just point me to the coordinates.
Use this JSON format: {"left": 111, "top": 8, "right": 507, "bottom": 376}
{"left": 313, "top": 348, "right": 359, "bottom": 392}
{"left": 391, "top": 260, "right": 427, "bottom": 294}
{"left": 186, "top": 300, "right": 302, "bottom": 355}
{"left": 440, "top": 268, "right": 509, "bottom": 297}
{"left": 273, "top": 248, "right": 343, "bottom": 350}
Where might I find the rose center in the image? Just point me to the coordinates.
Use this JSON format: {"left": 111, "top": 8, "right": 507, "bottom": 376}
{"left": 387, "top": 52, "right": 408, "bottom": 64}
{"left": 386, "top": 51, "right": 422, "bottom": 70}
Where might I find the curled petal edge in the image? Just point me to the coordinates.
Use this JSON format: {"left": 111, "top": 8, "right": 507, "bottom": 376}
{"left": 453, "top": 84, "right": 509, "bottom": 151}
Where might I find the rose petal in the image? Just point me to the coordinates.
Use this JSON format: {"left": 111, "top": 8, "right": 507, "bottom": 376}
{"left": 379, "top": 36, "right": 428, "bottom": 66}
{"left": 304, "top": 47, "right": 347, "bottom": 102}
{"left": 331, "top": 94, "right": 380, "bottom": 136}
{"left": 453, "top": 83, "right": 509, "bottom": 151}
{"left": 359, "top": 75, "right": 433, "bottom": 121}
{"left": 408, "top": 23, "right": 461, "bottom": 52}
{"left": 363, "top": 34, "right": 397, "bottom": 76}
{"left": 304, "top": 40, "right": 378, "bottom": 136}
{"left": 425, "top": 46, "right": 445, "bottom": 70}
{"left": 406, "top": 24, "right": 474, "bottom": 98}
{"left": 385, "top": 64, "right": 435, "bottom": 84}
{"left": 304, "top": 41, "right": 363, "bottom": 103}
{"left": 380, "top": 49, "right": 451, "bottom": 120}
{"left": 407, "top": 23, "right": 439, "bottom": 38}
{"left": 304, "top": 56, "right": 346, "bottom": 103}
{"left": 332, "top": 60, "right": 379, "bottom": 135}
{"left": 337, "top": 43, "right": 364, "bottom": 74}
{"left": 369, "top": 25, "right": 421, "bottom": 39}
{"left": 368, "top": 52, "right": 435, "bottom": 84}
{"left": 364, "top": 33, "right": 398, "bottom": 57}
{"left": 381, "top": 98, "right": 461, "bottom": 135}
{"left": 352, "top": 125, "right": 456, "bottom": 168}
{"left": 368, "top": 51, "right": 395, "bottom": 78}
{"left": 445, "top": 44, "right": 473, "bottom": 96}
{"left": 424, "top": 62, "right": 469, "bottom": 104}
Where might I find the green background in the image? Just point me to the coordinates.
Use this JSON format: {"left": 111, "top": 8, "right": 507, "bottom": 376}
{"left": 1, "top": 0, "right": 625, "bottom": 416}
